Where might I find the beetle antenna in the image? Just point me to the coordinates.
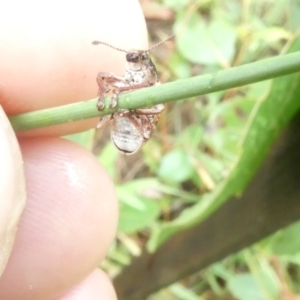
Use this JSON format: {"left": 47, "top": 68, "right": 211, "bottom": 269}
{"left": 147, "top": 34, "right": 175, "bottom": 52}
{"left": 92, "top": 34, "right": 175, "bottom": 53}
{"left": 91, "top": 41, "right": 128, "bottom": 53}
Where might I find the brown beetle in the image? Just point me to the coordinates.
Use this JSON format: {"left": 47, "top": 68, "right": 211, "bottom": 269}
{"left": 92, "top": 35, "right": 174, "bottom": 155}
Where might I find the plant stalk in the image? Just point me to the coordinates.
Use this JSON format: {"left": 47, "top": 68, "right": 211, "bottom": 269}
{"left": 9, "top": 51, "right": 300, "bottom": 132}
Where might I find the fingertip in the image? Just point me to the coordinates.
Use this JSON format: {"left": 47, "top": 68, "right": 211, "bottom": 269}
{"left": 0, "top": 137, "right": 118, "bottom": 299}
{"left": 0, "top": 106, "right": 26, "bottom": 276}
{"left": 54, "top": 269, "right": 117, "bottom": 300}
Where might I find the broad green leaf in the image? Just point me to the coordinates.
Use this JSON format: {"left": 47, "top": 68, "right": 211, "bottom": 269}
{"left": 280, "top": 253, "right": 300, "bottom": 266}
{"left": 227, "top": 274, "right": 265, "bottom": 300}
{"left": 175, "top": 13, "right": 237, "bottom": 65}
{"left": 179, "top": 125, "right": 204, "bottom": 149}
{"left": 270, "top": 220, "right": 300, "bottom": 255}
{"left": 147, "top": 36, "right": 300, "bottom": 252}
{"left": 117, "top": 182, "right": 160, "bottom": 233}
{"left": 204, "top": 97, "right": 259, "bottom": 160}
{"left": 158, "top": 148, "right": 195, "bottom": 184}
{"left": 290, "top": 0, "right": 300, "bottom": 31}
{"left": 168, "top": 51, "right": 191, "bottom": 79}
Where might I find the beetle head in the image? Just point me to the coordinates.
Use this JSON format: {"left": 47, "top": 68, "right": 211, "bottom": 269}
{"left": 125, "top": 50, "right": 152, "bottom": 70}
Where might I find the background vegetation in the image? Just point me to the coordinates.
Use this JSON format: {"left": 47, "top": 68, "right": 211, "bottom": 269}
{"left": 66, "top": 0, "right": 300, "bottom": 299}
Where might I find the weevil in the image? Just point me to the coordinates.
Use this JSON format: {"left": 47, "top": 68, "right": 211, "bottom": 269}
{"left": 92, "top": 35, "right": 174, "bottom": 155}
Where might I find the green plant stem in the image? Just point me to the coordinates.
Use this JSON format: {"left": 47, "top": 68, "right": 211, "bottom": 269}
{"left": 10, "top": 51, "right": 300, "bottom": 132}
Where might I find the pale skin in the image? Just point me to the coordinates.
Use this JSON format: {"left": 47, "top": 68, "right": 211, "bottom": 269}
{"left": 0, "top": 0, "right": 148, "bottom": 299}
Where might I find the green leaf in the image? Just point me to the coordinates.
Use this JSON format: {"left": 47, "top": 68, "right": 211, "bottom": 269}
{"left": 227, "top": 274, "right": 265, "bottom": 300}
{"left": 158, "top": 148, "right": 195, "bottom": 184}
{"left": 204, "top": 96, "right": 259, "bottom": 160}
{"left": 289, "top": 0, "right": 300, "bottom": 31}
{"left": 176, "top": 14, "right": 237, "bottom": 65}
{"left": 117, "top": 180, "right": 161, "bottom": 233}
{"left": 169, "top": 51, "right": 191, "bottom": 78}
{"left": 270, "top": 221, "right": 300, "bottom": 255}
{"left": 147, "top": 36, "right": 300, "bottom": 252}
{"left": 179, "top": 125, "right": 204, "bottom": 149}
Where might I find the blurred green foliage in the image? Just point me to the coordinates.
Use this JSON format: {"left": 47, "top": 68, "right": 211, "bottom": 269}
{"left": 65, "top": 0, "right": 300, "bottom": 299}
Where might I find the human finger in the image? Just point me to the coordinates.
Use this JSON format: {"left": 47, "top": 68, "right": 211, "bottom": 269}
{"left": 0, "top": 106, "right": 26, "bottom": 276}
{"left": 0, "top": 137, "right": 118, "bottom": 299}
{"left": 0, "top": 0, "right": 148, "bottom": 137}
{"left": 53, "top": 269, "right": 117, "bottom": 300}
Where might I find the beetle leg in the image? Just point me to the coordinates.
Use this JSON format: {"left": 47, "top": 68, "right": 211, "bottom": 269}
{"left": 118, "top": 81, "right": 154, "bottom": 93}
{"left": 96, "top": 115, "right": 112, "bottom": 129}
{"left": 109, "top": 89, "right": 120, "bottom": 109}
{"left": 111, "top": 109, "right": 129, "bottom": 118}
{"left": 135, "top": 104, "right": 164, "bottom": 115}
{"left": 96, "top": 73, "right": 126, "bottom": 110}
{"left": 96, "top": 72, "right": 111, "bottom": 110}
{"left": 128, "top": 115, "right": 152, "bottom": 140}
{"left": 140, "top": 115, "right": 153, "bottom": 139}
{"left": 108, "top": 81, "right": 156, "bottom": 109}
